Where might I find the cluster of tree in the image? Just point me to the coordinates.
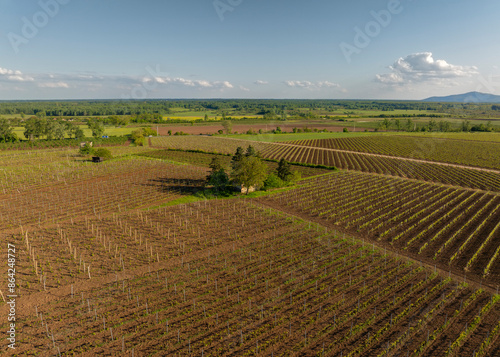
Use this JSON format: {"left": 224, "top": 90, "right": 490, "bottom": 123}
{"left": 130, "top": 113, "right": 164, "bottom": 123}
{"left": 130, "top": 127, "right": 158, "bottom": 146}
{"left": 0, "top": 100, "right": 173, "bottom": 117}
{"left": 104, "top": 115, "right": 130, "bottom": 126}
{"left": 24, "top": 117, "right": 85, "bottom": 140}
{"left": 375, "top": 118, "right": 497, "bottom": 132}
{"left": 206, "top": 146, "right": 299, "bottom": 195}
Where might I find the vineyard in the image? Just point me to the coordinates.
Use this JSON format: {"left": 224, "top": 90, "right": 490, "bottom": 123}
{"left": 0, "top": 138, "right": 499, "bottom": 356}
{"left": 150, "top": 136, "right": 500, "bottom": 192}
{"left": 137, "top": 149, "right": 332, "bottom": 178}
{"left": 283, "top": 136, "right": 500, "bottom": 170}
{"left": 1, "top": 200, "right": 499, "bottom": 356}
{"left": 261, "top": 171, "right": 500, "bottom": 286}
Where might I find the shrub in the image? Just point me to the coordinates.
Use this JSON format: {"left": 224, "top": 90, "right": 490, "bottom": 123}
{"left": 93, "top": 148, "right": 113, "bottom": 159}
{"left": 142, "top": 127, "right": 158, "bottom": 136}
{"left": 263, "top": 173, "right": 285, "bottom": 190}
{"left": 79, "top": 145, "right": 94, "bottom": 156}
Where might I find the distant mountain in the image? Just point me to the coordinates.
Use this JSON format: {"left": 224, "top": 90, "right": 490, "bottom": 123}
{"left": 423, "top": 91, "right": 500, "bottom": 103}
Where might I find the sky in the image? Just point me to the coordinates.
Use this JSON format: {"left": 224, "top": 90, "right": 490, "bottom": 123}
{"left": 0, "top": 0, "right": 499, "bottom": 100}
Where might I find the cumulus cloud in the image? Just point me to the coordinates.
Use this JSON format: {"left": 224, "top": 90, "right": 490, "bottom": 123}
{"left": 254, "top": 80, "right": 268, "bottom": 85}
{"left": 376, "top": 52, "right": 478, "bottom": 85}
{"left": 0, "top": 66, "right": 34, "bottom": 81}
{"left": 284, "top": 80, "right": 340, "bottom": 90}
{"left": 0, "top": 64, "right": 236, "bottom": 96}
{"left": 239, "top": 85, "right": 250, "bottom": 92}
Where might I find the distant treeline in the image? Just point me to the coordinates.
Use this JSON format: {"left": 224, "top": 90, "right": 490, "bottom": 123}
{"left": 0, "top": 99, "right": 495, "bottom": 117}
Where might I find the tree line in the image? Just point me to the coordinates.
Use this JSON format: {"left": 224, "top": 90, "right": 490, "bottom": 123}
{"left": 376, "top": 118, "right": 496, "bottom": 132}
{"left": 0, "top": 117, "right": 108, "bottom": 142}
{"left": 2, "top": 99, "right": 494, "bottom": 118}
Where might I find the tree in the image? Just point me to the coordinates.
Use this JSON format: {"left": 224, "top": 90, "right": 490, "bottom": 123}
{"left": 71, "top": 125, "right": 85, "bottom": 140}
{"left": 231, "top": 155, "right": 268, "bottom": 194}
{"left": 231, "top": 146, "right": 244, "bottom": 171}
{"left": 44, "top": 119, "right": 57, "bottom": 140}
{"left": 53, "top": 122, "right": 66, "bottom": 140}
{"left": 88, "top": 119, "right": 105, "bottom": 138}
{"left": 427, "top": 119, "right": 437, "bottom": 132}
{"left": 438, "top": 120, "right": 451, "bottom": 132}
{"left": 245, "top": 145, "right": 258, "bottom": 158}
{"left": 206, "top": 157, "right": 229, "bottom": 193}
{"left": 208, "top": 156, "right": 223, "bottom": 172}
{"left": 24, "top": 117, "right": 44, "bottom": 140}
{"left": 281, "top": 109, "right": 287, "bottom": 121}
{"left": 222, "top": 120, "right": 232, "bottom": 134}
{"left": 462, "top": 120, "right": 471, "bottom": 132}
{"left": 0, "top": 119, "right": 18, "bottom": 142}
{"left": 393, "top": 118, "right": 401, "bottom": 132}
{"left": 405, "top": 118, "right": 414, "bottom": 132}
{"left": 381, "top": 118, "right": 391, "bottom": 131}
{"left": 131, "top": 129, "right": 145, "bottom": 146}
{"left": 277, "top": 158, "right": 292, "bottom": 181}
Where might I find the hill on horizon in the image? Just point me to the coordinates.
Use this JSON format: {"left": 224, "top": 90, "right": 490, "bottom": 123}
{"left": 423, "top": 91, "right": 500, "bottom": 103}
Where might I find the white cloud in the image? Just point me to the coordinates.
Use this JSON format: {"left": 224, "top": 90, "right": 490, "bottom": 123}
{"left": 254, "top": 80, "right": 268, "bottom": 85}
{"left": 239, "top": 85, "right": 250, "bottom": 92}
{"left": 284, "top": 80, "right": 340, "bottom": 90}
{"left": 38, "top": 82, "right": 69, "bottom": 88}
{"left": 0, "top": 64, "right": 237, "bottom": 96}
{"left": 0, "top": 67, "right": 34, "bottom": 81}
{"left": 376, "top": 52, "right": 478, "bottom": 86}
{"left": 147, "top": 76, "right": 233, "bottom": 90}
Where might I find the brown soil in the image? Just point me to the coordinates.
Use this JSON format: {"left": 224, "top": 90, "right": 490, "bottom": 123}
{"left": 155, "top": 122, "right": 359, "bottom": 136}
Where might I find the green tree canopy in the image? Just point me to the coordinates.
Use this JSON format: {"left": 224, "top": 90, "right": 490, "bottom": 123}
{"left": 206, "top": 157, "right": 229, "bottom": 194}
{"left": 231, "top": 146, "right": 244, "bottom": 171}
{"left": 231, "top": 155, "right": 268, "bottom": 194}
{"left": 24, "top": 117, "right": 45, "bottom": 140}
{"left": 245, "top": 145, "right": 258, "bottom": 157}
{"left": 94, "top": 148, "right": 113, "bottom": 159}
{"left": 222, "top": 120, "right": 232, "bottom": 134}
{"left": 277, "top": 158, "right": 292, "bottom": 181}
{"left": 0, "top": 119, "right": 18, "bottom": 142}
{"left": 88, "top": 119, "right": 105, "bottom": 138}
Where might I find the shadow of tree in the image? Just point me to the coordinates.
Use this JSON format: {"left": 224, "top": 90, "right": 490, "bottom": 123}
{"left": 141, "top": 177, "right": 207, "bottom": 195}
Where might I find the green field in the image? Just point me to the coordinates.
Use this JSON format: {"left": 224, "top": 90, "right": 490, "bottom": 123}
{"left": 12, "top": 125, "right": 139, "bottom": 140}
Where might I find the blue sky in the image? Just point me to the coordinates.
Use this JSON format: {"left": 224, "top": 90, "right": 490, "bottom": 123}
{"left": 0, "top": 0, "right": 499, "bottom": 100}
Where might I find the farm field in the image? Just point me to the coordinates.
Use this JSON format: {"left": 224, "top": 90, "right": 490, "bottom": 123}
{"left": 154, "top": 122, "right": 372, "bottom": 136}
{"left": 260, "top": 171, "right": 500, "bottom": 286}
{"left": 150, "top": 136, "right": 500, "bottom": 192}
{"left": 0, "top": 137, "right": 499, "bottom": 356}
{"left": 1, "top": 199, "right": 499, "bottom": 356}
{"left": 283, "top": 135, "right": 500, "bottom": 170}
{"left": 137, "top": 149, "right": 332, "bottom": 178}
